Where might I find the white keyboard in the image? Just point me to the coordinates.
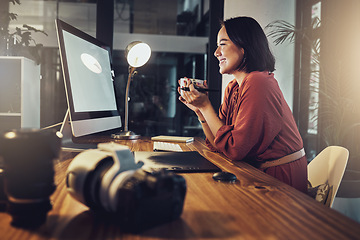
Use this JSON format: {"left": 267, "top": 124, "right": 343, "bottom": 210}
{"left": 153, "top": 141, "right": 183, "bottom": 152}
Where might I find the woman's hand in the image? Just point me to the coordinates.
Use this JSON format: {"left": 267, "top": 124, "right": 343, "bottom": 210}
{"left": 178, "top": 94, "right": 199, "bottom": 112}
{"left": 177, "top": 78, "right": 211, "bottom": 112}
{"left": 177, "top": 78, "right": 223, "bottom": 146}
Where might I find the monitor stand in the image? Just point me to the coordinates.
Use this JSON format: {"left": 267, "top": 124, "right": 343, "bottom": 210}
{"left": 59, "top": 109, "right": 98, "bottom": 152}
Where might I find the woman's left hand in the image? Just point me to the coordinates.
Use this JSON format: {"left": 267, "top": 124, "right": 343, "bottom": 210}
{"left": 177, "top": 79, "right": 211, "bottom": 110}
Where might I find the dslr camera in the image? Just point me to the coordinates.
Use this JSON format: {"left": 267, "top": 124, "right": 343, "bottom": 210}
{"left": 66, "top": 143, "right": 186, "bottom": 232}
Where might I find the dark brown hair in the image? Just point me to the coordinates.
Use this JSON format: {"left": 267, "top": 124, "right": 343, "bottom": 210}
{"left": 221, "top": 16, "right": 275, "bottom": 73}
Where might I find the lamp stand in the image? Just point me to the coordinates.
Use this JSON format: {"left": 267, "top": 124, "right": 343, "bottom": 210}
{"left": 111, "top": 66, "right": 140, "bottom": 140}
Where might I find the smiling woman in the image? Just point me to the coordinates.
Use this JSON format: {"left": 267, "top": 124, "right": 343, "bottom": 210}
{"left": 177, "top": 16, "right": 308, "bottom": 193}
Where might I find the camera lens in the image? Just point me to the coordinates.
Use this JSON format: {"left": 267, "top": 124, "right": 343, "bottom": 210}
{"left": 0, "top": 129, "right": 61, "bottom": 228}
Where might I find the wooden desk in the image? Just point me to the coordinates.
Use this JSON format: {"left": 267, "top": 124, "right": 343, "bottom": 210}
{"left": 1, "top": 137, "right": 360, "bottom": 239}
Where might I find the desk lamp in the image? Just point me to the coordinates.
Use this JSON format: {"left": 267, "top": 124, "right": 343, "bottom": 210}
{"left": 112, "top": 41, "right": 151, "bottom": 140}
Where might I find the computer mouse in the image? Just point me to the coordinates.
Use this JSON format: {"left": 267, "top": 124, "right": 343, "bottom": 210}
{"left": 212, "top": 171, "right": 237, "bottom": 183}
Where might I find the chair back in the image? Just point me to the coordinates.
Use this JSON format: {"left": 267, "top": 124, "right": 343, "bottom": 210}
{"left": 307, "top": 146, "right": 349, "bottom": 208}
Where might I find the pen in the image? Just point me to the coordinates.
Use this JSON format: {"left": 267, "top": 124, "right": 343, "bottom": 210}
{"left": 180, "top": 87, "right": 219, "bottom": 92}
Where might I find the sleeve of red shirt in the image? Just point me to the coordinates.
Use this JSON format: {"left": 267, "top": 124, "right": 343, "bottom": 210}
{"left": 212, "top": 72, "right": 284, "bottom": 161}
{"left": 205, "top": 79, "right": 235, "bottom": 152}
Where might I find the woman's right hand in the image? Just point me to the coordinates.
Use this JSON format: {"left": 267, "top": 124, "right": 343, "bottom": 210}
{"left": 178, "top": 93, "right": 200, "bottom": 112}
{"left": 177, "top": 78, "right": 210, "bottom": 112}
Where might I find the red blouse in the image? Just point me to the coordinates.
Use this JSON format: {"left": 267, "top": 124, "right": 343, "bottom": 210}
{"left": 207, "top": 71, "right": 307, "bottom": 193}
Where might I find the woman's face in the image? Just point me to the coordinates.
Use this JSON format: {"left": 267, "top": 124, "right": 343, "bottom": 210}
{"left": 214, "top": 26, "right": 244, "bottom": 75}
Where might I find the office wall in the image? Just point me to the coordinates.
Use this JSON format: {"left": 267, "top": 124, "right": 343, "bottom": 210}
{"left": 222, "top": 0, "right": 295, "bottom": 110}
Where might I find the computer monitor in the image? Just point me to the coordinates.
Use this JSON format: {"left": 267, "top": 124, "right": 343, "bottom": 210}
{"left": 55, "top": 19, "right": 121, "bottom": 150}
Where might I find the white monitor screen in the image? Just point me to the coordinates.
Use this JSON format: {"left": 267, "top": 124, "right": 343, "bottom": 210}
{"left": 62, "top": 30, "right": 117, "bottom": 112}
{"left": 56, "top": 19, "right": 121, "bottom": 139}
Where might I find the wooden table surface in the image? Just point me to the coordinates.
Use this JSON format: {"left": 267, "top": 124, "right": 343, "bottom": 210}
{"left": 1, "top": 137, "right": 360, "bottom": 240}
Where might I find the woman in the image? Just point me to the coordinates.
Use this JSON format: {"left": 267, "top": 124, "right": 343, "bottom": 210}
{"left": 178, "top": 16, "right": 307, "bottom": 193}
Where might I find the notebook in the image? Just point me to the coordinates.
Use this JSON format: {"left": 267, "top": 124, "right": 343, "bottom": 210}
{"left": 134, "top": 151, "right": 221, "bottom": 173}
{"left": 151, "top": 135, "right": 194, "bottom": 143}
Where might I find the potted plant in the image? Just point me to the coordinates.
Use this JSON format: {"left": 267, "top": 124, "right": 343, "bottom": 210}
{"left": 0, "top": 0, "right": 47, "bottom": 64}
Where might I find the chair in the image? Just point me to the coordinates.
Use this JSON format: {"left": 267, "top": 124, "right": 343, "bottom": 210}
{"left": 307, "top": 146, "right": 349, "bottom": 208}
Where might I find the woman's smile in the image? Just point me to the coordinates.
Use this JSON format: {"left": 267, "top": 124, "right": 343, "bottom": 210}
{"left": 218, "top": 57, "right": 226, "bottom": 66}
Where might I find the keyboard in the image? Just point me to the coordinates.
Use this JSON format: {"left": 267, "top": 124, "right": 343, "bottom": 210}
{"left": 153, "top": 141, "right": 183, "bottom": 152}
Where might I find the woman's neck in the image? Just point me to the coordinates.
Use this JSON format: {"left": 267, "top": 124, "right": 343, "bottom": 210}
{"left": 232, "top": 70, "right": 249, "bottom": 86}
